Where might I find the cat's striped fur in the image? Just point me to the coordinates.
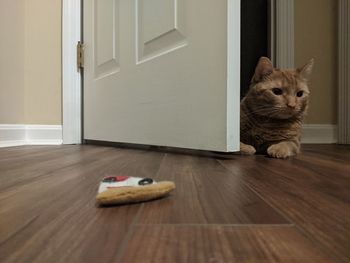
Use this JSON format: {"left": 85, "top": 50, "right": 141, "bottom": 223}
{"left": 240, "top": 57, "right": 314, "bottom": 158}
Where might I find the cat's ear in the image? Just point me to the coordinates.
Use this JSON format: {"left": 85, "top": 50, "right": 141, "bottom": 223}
{"left": 297, "top": 58, "right": 314, "bottom": 80}
{"left": 252, "top": 57, "right": 274, "bottom": 82}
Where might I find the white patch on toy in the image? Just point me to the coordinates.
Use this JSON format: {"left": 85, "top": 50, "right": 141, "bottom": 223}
{"left": 98, "top": 176, "right": 156, "bottom": 194}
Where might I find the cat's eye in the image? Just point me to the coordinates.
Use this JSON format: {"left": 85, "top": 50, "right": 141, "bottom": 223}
{"left": 272, "top": 88, "right": 283, "bottom": 95}
{"left": 296, "top": 91, "right": 304, "bottom": 97}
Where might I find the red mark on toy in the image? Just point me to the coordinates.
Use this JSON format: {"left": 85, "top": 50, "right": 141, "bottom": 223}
{"left": 102, "top": 176, "right": 130, "bottom": 183}
{"left": 115, "top": 176, "right": 129, "bottom": 182}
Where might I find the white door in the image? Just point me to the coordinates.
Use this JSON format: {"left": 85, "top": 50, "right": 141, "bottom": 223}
{"left": 84, "top": 0, "right": 240, "bottom": 152}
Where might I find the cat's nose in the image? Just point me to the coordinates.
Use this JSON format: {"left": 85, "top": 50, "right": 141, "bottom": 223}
{"left": 287, "top": 102, "right": 296, "bottom": 109}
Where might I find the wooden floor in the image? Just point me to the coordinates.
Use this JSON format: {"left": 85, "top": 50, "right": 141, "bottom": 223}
{"left": 0, "top": 144, "right": 349, "bottom": 263}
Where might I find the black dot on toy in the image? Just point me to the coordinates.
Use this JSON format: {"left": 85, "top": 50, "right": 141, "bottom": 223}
{"left": 138, "top": 178, "right": 153, "bottom": 185}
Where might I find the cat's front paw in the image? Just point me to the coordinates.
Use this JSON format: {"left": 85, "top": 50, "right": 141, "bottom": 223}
{"left": 267, "top": 141, "right": 300, "bottom": 159}
{"left": 267, "top": 143, "right": 294, "bottom": 159}
{"left": 240, "top": 142, "right": 256, "bottom": 155}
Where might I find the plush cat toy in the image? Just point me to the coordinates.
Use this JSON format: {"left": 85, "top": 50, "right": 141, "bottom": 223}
{"left": 96, "top": 176, "right": 176, "bottom": 206}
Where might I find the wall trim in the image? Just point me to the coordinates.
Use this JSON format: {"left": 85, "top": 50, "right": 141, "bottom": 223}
{"left": 272, "top": 0, "right": 295, "bottom": 68}
{"left": 302, "top": 124, "right": 338, "bottom": 144}
{"left": 62, "top": 0, "right": 82, "bottom": 144}
{"left": 1, "top": 124, "right": 334, "bottom": 147}
{"left": 338, "top": 0, "right": 350, "bottom": 144}
{"left": 0, "top": 125, "right": 63, "bottom": 148}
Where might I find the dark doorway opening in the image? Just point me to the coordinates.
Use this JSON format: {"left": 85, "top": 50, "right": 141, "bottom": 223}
{"left": 241, "top": 0, "right": 270, "bottom": 99}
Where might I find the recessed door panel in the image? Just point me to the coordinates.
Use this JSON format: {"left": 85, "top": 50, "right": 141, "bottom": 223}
{"left": 136, "top": 0, "right": 186, "bottom": 63}
{"left": 94, "top": 0, "right": 119, "bottom": 78}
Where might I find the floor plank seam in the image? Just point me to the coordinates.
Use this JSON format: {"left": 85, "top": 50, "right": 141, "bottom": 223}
{"left": 0, "top": 153, "right": 111, "bottom": 193}
{"left": 217, "top": 159, "right": 295, "bottom": 224}
{"left": 286, "top": 220, "right": 347, "bottom": 263}
{"left": 0, "top": 214, "right": 39, "bottom": 247}
{"left": 1, "top": 145, "right": 348, "bottom": 263}
{"left": 217, "top": 159, "right": 347, "bottom": 263}
{"left": 134, "top": 223, "right": 295, "bottom": 227}
{"left": 114, "top": 153, "right": 165, "bottom": 262}
{"left": 114, "top": 204, "right": 145, "bottom": 263}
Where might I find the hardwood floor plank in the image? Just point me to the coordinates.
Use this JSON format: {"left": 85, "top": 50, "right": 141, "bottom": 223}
{"left": 0, "top": 145, "right": 55, "bottom": 161}
{"left": 219, "top": 145, "right": 350, "bottom": 263}
{"left": 302, "top": 144, "right": 350, "bottom": 162}
{"left": 120, "top": 225, "right": 336, "bottom": 263}
{"left": 0, "top": 145, "right": 109, "bottom": 192}
{"left": 0, "top": 147, "right": 164, "bottom": 263}
{"left": 0, "top": 145, "right": 348, "bottom": 263}
{"left": 0, "top": 147, "right": 122, "bottom": 242}
{"left": 138, "top": 153, "right": 289, "bottom": 224}
{"left": 0, "top": 145, "right": 74, "bottom": 165}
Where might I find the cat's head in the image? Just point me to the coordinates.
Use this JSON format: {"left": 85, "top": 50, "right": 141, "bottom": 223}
{"left": 246, "top": 57, "right": 314, "bottom": 120}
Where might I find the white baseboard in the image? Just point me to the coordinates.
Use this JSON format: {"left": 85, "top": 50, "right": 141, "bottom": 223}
{"left": 0, "top": 125, "right": 26, "bottom": 148}
{"left": 0, "top": 124, "right": 337, "bottom": 148}
{"left": 302, "top": 124, "right": 338, "bottom": 144}
{"left": 0, "top": 140, "right": 27, "bottom": 148}
{"left": 0, "top": 125, "right": 62, "bottom": 148}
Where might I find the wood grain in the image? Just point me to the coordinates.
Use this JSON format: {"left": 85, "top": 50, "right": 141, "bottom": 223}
{"left": 0, "top": 145, "right": 106, "bottom": 192}
{"left": 0, "top": 146, "right": 163, "bottom": 263}
{"left": 0, "top": 144, "right": 349, "bottom": 263}
{"left": 220, "top": 144, "right": 350, "bottom": 263}
{"left": 121, "top": 225, "right": 336, "bottom": 263}
{"left": 138, "top": 153, "right": 289, "bottom": 224}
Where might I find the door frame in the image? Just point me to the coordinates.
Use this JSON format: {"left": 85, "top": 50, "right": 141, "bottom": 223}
{"left": 62, "top": 0, "right": 296, "bottom": 146}
{"left": 338, "top": 0, "right": 350, "bottom": 144}
{"left": 62, "top": 0, "right": 82, "bottom": 144}
{"left": 269, "top": 0, "right": 295, "bottom": 68}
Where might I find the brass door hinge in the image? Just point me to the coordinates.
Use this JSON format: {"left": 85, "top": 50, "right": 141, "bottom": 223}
{"left": 77, "top": 41, "right": 85, "bottom": 70}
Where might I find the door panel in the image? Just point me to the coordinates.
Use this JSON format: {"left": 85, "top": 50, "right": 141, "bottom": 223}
{"left": 94, "top": 0, "right": 120, "bottom": 78}
{"left": 137, "top": 0, "right": 187, "bottom": 62}
{"left": 84, "top": 0, "right": 240, "bottom": 152}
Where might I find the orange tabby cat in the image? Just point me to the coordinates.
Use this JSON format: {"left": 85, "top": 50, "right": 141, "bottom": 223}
{"left": 240, "top": 57, "right": 314, "bottom": 158}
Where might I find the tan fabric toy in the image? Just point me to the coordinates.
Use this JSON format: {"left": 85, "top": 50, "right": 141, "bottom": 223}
{"left": 96, "top": 176, "right": 176, "bottom": 206}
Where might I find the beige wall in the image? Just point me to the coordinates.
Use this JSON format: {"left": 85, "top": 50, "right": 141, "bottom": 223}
{"left": 0, "top": 0, "right": 62, "bottom": 125}
{"left": 24, "top": 0, "right": 62, "bottom": 125}
{"left": 295, "top": 0, "right": 338, "bottom": 124}
{"left": 0, "top": 0, "right": 25, "bottom": 124}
